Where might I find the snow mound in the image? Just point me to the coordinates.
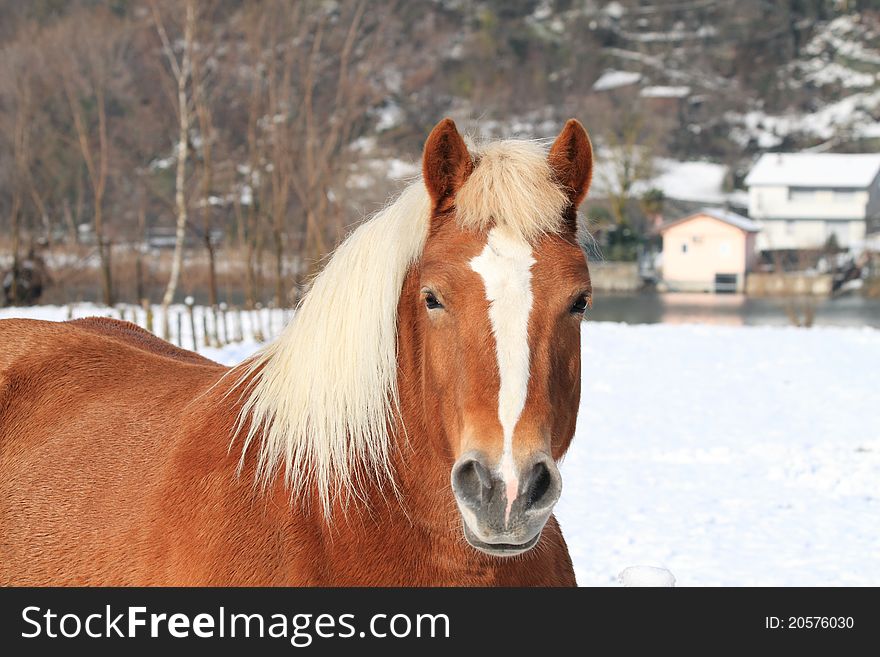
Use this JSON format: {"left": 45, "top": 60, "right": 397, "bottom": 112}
{"left": 618, "top": 566, "right": 676, "bottom": 588}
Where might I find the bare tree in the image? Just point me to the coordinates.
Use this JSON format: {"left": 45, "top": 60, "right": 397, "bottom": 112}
{"left": 238, "top": 0, "right": 392, "bottom": 301}
{"left": 290, "top": 0, "right": 377, "bottom": 275}
{"left": 191, "top": 21, "right": 219, "bottom": 308}
{"left": 151, "top": 0, "right": 195, "bottom": 337}
{"left": 55, "top": 15, "right": 126, "bottom": 306}
{"left": 263, "top": 3, "right": 301, "bottom": 308}
{"left": 239, "top": 22, "right": 268, "bottom": 309}
{"left": 593, "top": 100, "right": 658, "bottom": 228}
{"left": 1, "top": 49, "right": 34, "bottom": 302}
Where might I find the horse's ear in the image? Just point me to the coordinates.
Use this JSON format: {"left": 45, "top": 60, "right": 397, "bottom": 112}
{"left": 422, "top": 118, "right": 473, "bottom": 211}
{"left": 548, "top": 119, "right": 593, "bottom": 210}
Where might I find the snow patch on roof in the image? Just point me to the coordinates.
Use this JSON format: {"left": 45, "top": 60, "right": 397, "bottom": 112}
{"left": 745, "top": 152, "right": 880, "bottom": 188}
{"left": 640, "top": 85, "right": 691, "bottom": 98}
{"left": 592, "top": 69, "right": 642, "bottom": 91}
{"left": 659, "top": 207, "right": 760, "bottom": 234}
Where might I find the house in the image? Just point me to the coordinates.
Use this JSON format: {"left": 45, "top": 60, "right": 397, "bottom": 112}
{"left": 658, "top": 208, "right": 760, "bottom": 293}
{"left": 639, "top": 86, "right": 691, "bottom": 115}
{"left": 744, "top": 153, "right": 880, "bottom": 251}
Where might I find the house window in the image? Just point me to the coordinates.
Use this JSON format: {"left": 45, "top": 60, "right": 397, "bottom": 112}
{"left": 719, "top": 240, "right": 731, "bottom": 255}
{"left": 832, "top": 188, "right": 857, "bottom": 202}
{"left": 681, "top": 243, "right": 688, "bottom": 253}
{"left": 788, "top": 187, "right": 817, "bottom": 202}
{"left": 692, "top": 234, "right": 703, "bottom": 244}
{"left": 785, "top": 220, "right": 796, "bottom": 235}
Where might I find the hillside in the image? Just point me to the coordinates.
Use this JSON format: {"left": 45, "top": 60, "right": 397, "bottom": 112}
{"left": 1, "top": 0, "right": 879, "bottom": 304}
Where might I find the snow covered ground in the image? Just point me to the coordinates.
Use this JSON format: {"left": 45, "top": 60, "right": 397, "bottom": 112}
{"left": 560, "top": 322, "right": 879, "bottom": 586}
{"left": 2, "top": 305, "right": 878, "bottom": 586}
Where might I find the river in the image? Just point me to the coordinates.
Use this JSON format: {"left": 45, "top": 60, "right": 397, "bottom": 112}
{"left": 586, "top": 292, "right": 880, "bottom": 328}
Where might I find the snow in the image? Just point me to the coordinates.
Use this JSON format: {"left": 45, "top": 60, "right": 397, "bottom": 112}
{"left": 618, "top": 25, "right": 716, "bottom": 43}
{"left": 640, "top": 85, "right": 691, "bottom": 98}
{"left": 350, "top": 157, "right": 420, "bottom": 189}
{"left": 149, "top": 155, "right": 175, "bottom": 171}
{"left": 374, "top": 102, "right": 403, "bottom": 132}
{"left": 593, "top": 70, "right": 642, "bottom": 91}
{"left": 386, "top": 158, "right": 420, "bottom": 180}
{"left": 661, "top": 208, "right": 759, "bottom": 233}
{"left": 2, "top": 305, "right": 878, "bottom": 586}
{"left": 603, "top": 1, "right": 625, "bottom": 19}
{"left": 604, "top": 47, "right": 725, "bottom": 90}
{"left": 804, "top": 14, "right": 880, "bottom": 67}
{"left": 618, "top": 566, "right": 676, "bottom": 587}
{"left": 591, "top": 151, "right": 734, "bottom": 205}
{"left": 745, "top": 152, "right": 880, "bottom": 188}
{"left": 729, "top": 89, "right": 880, "bottom": 146}
{"left": 648, "top": 159, "right": 731, "bottom": 204}
{"left": 239, "top": 184, "right": 254, "bottom": 206}
{"left": 799, "top": 60, "right": 876, "bottom": 89}
{"left": 558, "top": 322, "right": 880, "bottom": 586}
{"left": 0, "top": 303, "right": 288, "bottom": 352}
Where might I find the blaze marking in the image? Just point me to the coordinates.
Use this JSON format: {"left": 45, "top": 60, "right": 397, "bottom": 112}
{"left": 470, "top": 227, "right": 535, "bottom": 525}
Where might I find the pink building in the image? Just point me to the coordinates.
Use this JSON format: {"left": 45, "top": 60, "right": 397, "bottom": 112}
{"left": 659, "top": 208, "right": 760, "bottom": 293}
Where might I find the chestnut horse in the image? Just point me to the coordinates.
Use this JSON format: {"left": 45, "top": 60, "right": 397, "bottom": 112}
{"left": 0, "top": 118, "right": 593, "bottom": 586}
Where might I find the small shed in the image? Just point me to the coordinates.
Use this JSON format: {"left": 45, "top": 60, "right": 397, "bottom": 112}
{"left": 658, "top": 208, "right": 760, "bottom": 293}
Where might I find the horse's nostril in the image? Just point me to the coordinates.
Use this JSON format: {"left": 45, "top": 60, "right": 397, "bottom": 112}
{"left": 451, "top": 458, "right": 492, "bottom": 505}
{"left": 526, "top": 461, "right": 552, "bottom": 508}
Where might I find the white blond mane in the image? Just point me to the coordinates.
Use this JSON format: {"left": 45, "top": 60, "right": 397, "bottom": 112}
{"left": 232, "top": 139, "right": 569, "bottom": 514}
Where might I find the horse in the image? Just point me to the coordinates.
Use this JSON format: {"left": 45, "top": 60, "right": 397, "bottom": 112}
{"left": 0, "top": 118, "right": 593, "bottom": 586}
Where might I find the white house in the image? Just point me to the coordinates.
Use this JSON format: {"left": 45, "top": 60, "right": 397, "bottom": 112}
{"left": 745, "top": 153, "right": 880, "bottom": 250}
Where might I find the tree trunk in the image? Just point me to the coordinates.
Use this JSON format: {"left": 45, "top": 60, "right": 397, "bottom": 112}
{"left": 192, "top": 22, "right": 218, "bottom": 310}
{"left": 205, "top": 230, "right": 217, "bottom": 308}
{"left": 273, "top": 223, "right": 284, "bottom": 308}
{"left": 158, "top": 0, "right": 194, "bottom": 338}
{"left": 136, "top": 193, "right": 147, "bottom": 304}
{"left": 245, "top": 237, "right": 257, "bottom": 309}
{"left": 9, "top": 199, "right": 21, "bottom": 304}
{"left": 94, "top": 203, "right": 114, "bottom": 306}
{"left": 62, "top": 198, "right": 78, "bottom": 245}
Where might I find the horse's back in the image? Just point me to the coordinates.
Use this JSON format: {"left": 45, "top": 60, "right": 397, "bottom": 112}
{"left": 66, "top": 316, "right": 216, "bottom": 364}
{"left": 0, "top": 317, "right": 226, "bottom": 584}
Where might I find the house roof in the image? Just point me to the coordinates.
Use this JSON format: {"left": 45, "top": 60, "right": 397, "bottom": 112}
{"left": 658, "top": 208, "right": 761, "bottom": 233}
{"left": 744, "top": 152, "right": 880, "bottom": 188}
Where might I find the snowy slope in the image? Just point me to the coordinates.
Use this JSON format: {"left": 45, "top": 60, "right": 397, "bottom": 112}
{"left": 2, "top": 306, "right": 877, "bottom": 586}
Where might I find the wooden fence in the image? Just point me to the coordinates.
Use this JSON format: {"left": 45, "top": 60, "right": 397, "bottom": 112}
{"left": 65, "top": 300, "right": 293, "bottom": 352}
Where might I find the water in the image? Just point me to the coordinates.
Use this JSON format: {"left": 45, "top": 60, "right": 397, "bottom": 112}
{"left": 586, "top": 292, "right": 880, "bottom": 328}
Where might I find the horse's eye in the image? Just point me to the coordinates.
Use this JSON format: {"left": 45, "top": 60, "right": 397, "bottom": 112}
{"left": 570, "top": 294, "right": 589, "bottom": 315}
{"left": 424, "top": 292, "right": 443, "bottom": 310}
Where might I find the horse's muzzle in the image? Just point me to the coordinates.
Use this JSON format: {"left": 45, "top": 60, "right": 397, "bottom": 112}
{"left": 450, "top": 451, "right": 562, "bottom": 557}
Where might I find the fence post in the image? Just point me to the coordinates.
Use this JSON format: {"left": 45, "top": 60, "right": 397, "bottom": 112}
{"left": 212, "top": 306, "right": 220, "bottom": 346}
{"left": 201, "top": 307, "right": 210, "bottom": 350}
{"left": 235, "top": 307, "right": 244, "bottom": 342}
{"left": 252, "top": 303, "right": 263, "bottom": 342}
{"left": 218, "top": 302, "right": 228, "bottom": 344}
{"left": 142, "top": 299, "right": 153, "bottom": 334}
{"left": 176, "top": 310, "right": 183, "bottom": 347}
{"left": 185, "top": 296, "right": 197, "bottom": 351}
{"left": 209, "top": 306, "right": 219, "bottom": 347}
